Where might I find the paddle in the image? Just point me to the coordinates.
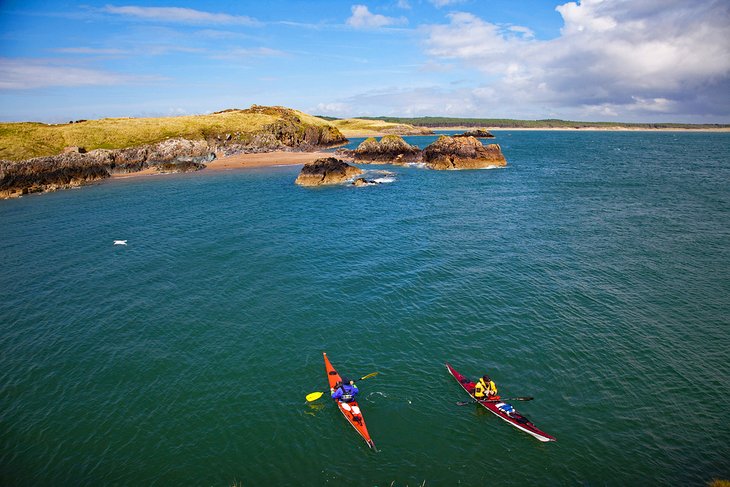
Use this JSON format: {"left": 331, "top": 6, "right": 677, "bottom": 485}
{"left": 456, "top": 396, "right": 534, "bottom": 406}
{"left": 305, "top": 372, "right": 380, "bottom": 402}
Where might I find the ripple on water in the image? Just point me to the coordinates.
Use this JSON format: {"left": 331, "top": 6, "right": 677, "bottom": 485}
{"left": 0, "top": 132, "right": 728, "bottom": 485}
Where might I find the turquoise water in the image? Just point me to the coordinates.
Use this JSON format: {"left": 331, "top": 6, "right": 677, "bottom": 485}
{"left": 1, "top": 131, "right": 728, "bottom": 486}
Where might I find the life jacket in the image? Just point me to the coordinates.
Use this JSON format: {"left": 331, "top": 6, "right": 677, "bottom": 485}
{"left": 338, "top": 383, "right": 356, "bottom": 401}
{"left": 474, "top": 378, "right": 497, "bottom": 398}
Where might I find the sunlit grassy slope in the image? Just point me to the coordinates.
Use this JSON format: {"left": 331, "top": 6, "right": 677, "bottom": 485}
{"left": 0, "top": 106, "right": 340, "bottom": 162}
{"left": 329, "top": 118, "right": 432, "bottom": 137}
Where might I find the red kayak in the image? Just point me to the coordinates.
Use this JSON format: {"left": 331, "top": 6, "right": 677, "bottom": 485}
{"left": 323, "top": 352, "right": 376, "bottom": 449}
{"left": 446, "top": 362, "right": 556, "bottom": 442}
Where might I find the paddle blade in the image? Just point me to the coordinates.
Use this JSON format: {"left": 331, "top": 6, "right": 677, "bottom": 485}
{"left": 359, "top": 372, "right": 379, "bottom": 381}
{"left": 305, "top": 391, "right": 325, "bottom": 402}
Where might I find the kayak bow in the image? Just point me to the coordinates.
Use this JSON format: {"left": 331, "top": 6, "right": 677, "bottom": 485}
{"left": 323, "top": 352, "right": 376, "bottom": 449}
{"left": 445, "top": 362, "right": 556, "bottom": 442}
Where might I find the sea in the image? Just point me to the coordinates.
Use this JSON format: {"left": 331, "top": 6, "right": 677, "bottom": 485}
{"left": 1, "top": 130, "right": 728, "bottom": 486}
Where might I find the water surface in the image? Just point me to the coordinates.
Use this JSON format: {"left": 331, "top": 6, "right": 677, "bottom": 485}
{"left": 1, "top": 131, "right": 728, "bottom": 485}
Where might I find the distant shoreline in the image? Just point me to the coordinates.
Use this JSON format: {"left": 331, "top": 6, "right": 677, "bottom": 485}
{"left": 109, "top": 124, "right": 730, "bottom": 182}
{"left": 430, "top": 126, "right": 730, "bottom": 132}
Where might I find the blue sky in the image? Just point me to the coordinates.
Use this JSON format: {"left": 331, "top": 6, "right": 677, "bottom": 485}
{"left": 0, "top": 0, "right": 728, "bottom": 123}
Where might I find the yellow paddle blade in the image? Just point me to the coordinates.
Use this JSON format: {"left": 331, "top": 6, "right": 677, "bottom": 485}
{"left": 359, "top": 372, "right": 379, "bottom": 380}
{"left": 305, "top": 391, "right": 325, "bottom": 402}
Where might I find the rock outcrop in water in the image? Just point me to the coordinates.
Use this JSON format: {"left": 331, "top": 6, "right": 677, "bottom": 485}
{"left": 455, "top": 128, "right": 495, "bottom": 138}
{"left": 0, "top": 138, "right": 214, "bottom": 198}
{"left": 295, "top": 157, "right": 363, "bottom": 186}
{"left": 353, "top": 135, "right": 421, "bottom": 164}
{"left": 422, "top": 135, "right": 506, "bottom": 170}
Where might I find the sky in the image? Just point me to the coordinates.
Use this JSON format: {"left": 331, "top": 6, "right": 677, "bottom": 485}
{"left": 0, "top": 0, "right": 728, "bottom": 123}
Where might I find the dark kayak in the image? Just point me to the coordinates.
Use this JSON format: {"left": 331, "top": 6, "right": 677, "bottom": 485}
{"left": 446, "top": 362, "right": 556, "bottom": 442}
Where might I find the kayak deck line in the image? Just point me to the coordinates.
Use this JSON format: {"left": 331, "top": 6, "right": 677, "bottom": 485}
{"left": 445, "top": 362, "right": 556, "bottom": 442}
{"left": 323, "top": 352, "right": 376, "bottom": 450}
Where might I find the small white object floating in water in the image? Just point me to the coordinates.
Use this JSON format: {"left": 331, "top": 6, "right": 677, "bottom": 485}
{"left": 113, "top": 240, "right": 128, "bottom": 246}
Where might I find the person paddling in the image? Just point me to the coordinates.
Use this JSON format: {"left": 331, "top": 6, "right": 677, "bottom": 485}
{"left": 474, "top": 374, "right": 498, "bottom": 400}
{"left": 331, "top": 377, "right": 359, "bottom": 403}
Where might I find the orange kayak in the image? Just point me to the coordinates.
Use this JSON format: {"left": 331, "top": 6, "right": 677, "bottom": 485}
{"left": 323, "top": 352, "right": 376, "bottom": 450}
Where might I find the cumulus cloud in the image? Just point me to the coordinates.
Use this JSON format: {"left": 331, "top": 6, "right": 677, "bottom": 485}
{"left": 103, "top": 5, "right": 259, "bottom": 25}
{"left": 422, "top": 0, "right": 730, "bottom": 120}
{"left": 346, "top": 5, "right": 407, "bottom": 29}
{"left": 0, "top": 58, "right": 159, "bottom": 89}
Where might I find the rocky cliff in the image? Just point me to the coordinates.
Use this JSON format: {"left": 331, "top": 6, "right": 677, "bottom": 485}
{"left": 0, "top": 138, "right": 213, "bottom": 198}
{"left": 212, "top": 105, "right": 347, "bottom": 156}
{"left": 295, "top": 157, "right": 363, "bottom": 186}
{"left": 422, "top": 135, "right": 506, "bottom": 170}
{"left": 0, "top": 105, "right": 348, "bottom": 198}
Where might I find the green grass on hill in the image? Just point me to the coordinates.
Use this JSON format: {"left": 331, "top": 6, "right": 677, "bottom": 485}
{"left": 328, "top": 118, "right": 431, "bottom": 136}
{"left": 0, "top": 107, "right": 336, "bottom": 162}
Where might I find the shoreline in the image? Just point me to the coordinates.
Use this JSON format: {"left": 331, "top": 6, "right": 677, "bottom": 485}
{"left": 108, "top": 124, "right": 730, "bottom": 182}
{"left": 428, "top": 126, "right": 730, "bottom": 132}
{"left": 111, "top": 150, "right": 332, "bottom": 180}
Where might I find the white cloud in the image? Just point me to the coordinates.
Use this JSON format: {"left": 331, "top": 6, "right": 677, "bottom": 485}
{"left": 556, "top": 0, "right": 618, "bottom": 34}
{"left": 0, "top": 58, "right": 159, "bottom": 90}
{"left": 346, "top": 5, "right": 407, "bottom": 29}
{"left": 430, "top": 0, "right": 466, "bottom": 7}
{"left": 397, "top": 0, "right": 412, "bottom": 9}
{"left": 337, "top": 86, "right": 484, "bottom": 117}
{"left": 315, "top": 102, "right": 352, "bottom": 116}
{"left": 421, "top": 1, "right": 730, "bottom": 120}
{"left": 507, "top": 25, "right": 535, "bottom": 39}
{"left": 103, "top": 5, "right": 259, "bottom": 25}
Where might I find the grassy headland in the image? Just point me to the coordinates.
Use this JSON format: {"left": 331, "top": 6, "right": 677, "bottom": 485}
{"left": 355, "top": 116, "right": 730, "bottom": 130}
{"left": 0, "top": 105, "right": 344, "bottom": 162}
{"left": 322, "top": 118, "right": 433, "bottom": 137}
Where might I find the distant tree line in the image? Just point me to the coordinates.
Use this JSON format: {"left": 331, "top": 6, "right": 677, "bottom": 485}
{"left": 316, "top": 115, "right": 729, "bottom": 130}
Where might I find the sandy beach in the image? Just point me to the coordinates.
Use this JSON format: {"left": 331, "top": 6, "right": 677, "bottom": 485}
{"left": 111, "top": 150, "right": 333, "bottom": 179}
{"left": 206, "top": 150, "right": 332, "bottom": 170}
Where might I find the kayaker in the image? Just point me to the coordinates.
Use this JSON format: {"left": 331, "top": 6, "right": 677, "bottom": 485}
{"left": 331, "top": 377, "right": 359, "bottom": 403}
{"left": 474, "top": 375, "right": 498, "bottom": 399}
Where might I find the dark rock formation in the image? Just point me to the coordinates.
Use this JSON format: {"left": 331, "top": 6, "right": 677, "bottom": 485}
{"left": 353, "top": 135, "right": 421, "bottom": 164}
{"left": 422, "top": 135, "right": 506, "bottom": 170}
{"left": 0, "top": 155, "right": 111, "bottom": 198}
{"left": 454, "top": 128, "right": 495, "bottom": 138}
{"left": 0, "top": 138, "right": 214, "bottom": 198}
{"left": 295, "top": 157, "right": 363, "bottom": 186}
